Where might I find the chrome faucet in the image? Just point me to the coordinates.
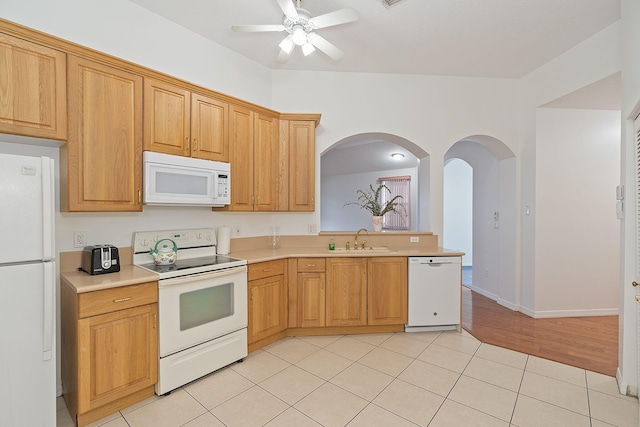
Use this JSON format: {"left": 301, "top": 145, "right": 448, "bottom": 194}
{"left": 354, "top": 228, "right": 369, "bottom": 250}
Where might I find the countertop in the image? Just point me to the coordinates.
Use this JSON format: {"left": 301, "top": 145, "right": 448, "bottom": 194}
{"left": 61, "top": 246, "right": 463, "bottom": 293}
{"left": 61, "top": 265, "right": 159, "bottom": 293}
{"left": 231, "top": 246, "right": 464, "bottom": 264}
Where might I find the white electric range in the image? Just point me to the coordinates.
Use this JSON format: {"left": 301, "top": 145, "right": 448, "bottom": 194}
{"left": 133, "top": 228, "right": 248, "bottom": 395}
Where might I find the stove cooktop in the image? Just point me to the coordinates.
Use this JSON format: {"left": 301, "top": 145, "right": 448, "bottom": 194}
{"left": 137, "top": 255, "right": 246, "bottom": 275}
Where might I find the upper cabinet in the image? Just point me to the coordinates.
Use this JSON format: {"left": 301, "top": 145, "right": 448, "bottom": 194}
{"left": 143, "top": 78, "right": 229, "bottom": 162}
{"left": 279, "top": 119, "right": 316, "bottom": 212}
{"left": 64, "top": 55, "right": 143, "bottom": 212}
{"left": 0, "top": 32, "right": 67, "bottom": 140}
{"left": 224, "top": 105, "right": 279, "bottom": 211}
{"left": 0, "top": 19, "right": 320, "bottom": 213}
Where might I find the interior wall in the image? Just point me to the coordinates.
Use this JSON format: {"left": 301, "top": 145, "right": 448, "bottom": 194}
{"left": 534, "top": 108, "right": 621, "bottom": 317}
{"left": 443, "top": 159, "right": 473, "bottom": 266}
{"left": 619, "top": 0, "right": 640, "bottom": 396}
{"left": 321, "top": 167, "right": 418, "bottom": 231}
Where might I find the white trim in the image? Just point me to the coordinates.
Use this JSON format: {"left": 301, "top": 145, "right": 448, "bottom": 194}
{"left": 531, "top": 308, "right": 619, "bottom": 319}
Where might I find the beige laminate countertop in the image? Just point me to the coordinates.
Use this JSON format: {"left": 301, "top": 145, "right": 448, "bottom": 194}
{"left": 61, "top": 265, "right": 159, "bottom": 293}
{"left": 61, "top": 247, "right": 463, "bottom": 293}
{"left": 231, "top": 246, "right": 464, "bottom": 264}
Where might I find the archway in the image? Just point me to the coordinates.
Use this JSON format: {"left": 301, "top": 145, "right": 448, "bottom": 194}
{"left": 320, "top": 133, "right": 429, "bottom": 232}
{"left": 445, "top": 136, "right": 517, "bottom": 309}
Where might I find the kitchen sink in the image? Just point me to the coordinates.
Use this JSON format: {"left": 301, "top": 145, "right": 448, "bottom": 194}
{"left": 329, "top": 246, "right": 397, "bottom": 254}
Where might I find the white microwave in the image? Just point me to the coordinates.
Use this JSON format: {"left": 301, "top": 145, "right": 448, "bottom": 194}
{"left": 143, "top": 151, "right": 230, "bottom": 207}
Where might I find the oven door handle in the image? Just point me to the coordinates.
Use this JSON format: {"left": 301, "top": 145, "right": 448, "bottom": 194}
{"left": 159, "top": 265, "right": 247, "bottom": 287}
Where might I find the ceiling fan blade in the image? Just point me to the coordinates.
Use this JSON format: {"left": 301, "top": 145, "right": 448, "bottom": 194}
{"left": 307, "top": 32, "right": 344, "bottom": 61}
{"left": 276, "top": 48, "right": 293, "bottom": 63}
{"left": 309, "top": 7, "right": 358, "bottom": 29}
{"left": 231, "top": 24, "right": 285, "bottom": 33}
{"left": 276, "top": 0, "right": 298, "bottom": 19}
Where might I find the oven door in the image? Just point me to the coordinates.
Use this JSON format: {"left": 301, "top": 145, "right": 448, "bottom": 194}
{"left": 158, "top": 266, "right": 247, "bottom": 357}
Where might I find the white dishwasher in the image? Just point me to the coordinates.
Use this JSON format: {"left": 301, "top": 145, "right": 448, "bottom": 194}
{"left": 405, "top": 256, "right": 462, "bottom": 332}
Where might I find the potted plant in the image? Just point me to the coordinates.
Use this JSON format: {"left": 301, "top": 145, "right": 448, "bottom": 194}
{"left": 344, "top": 183, "right": 405, "bottom": 231}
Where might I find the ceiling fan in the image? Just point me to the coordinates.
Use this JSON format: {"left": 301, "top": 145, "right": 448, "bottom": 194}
{"left": 231, "top": 0, "right": 358, "bottom": 63}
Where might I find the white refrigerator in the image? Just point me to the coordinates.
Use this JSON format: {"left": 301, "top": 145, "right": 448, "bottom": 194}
{"left": 0, "top": 153, "right": 56, "bottom": 427}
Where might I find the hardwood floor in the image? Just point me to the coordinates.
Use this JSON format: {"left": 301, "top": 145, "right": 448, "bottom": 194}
{"left": 461, "top": 286, "right": 619, "bottom": 377}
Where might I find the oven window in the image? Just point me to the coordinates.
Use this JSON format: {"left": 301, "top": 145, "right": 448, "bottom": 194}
{"left": 179, "top": 283, "right": 233, "bottom": 330}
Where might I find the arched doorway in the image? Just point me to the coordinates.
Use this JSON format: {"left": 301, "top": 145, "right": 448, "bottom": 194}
{"left": 445, "top": 136, "right": 517, "bottom": 309}
{"left": 444, "top": 158, "right": 473, "bottom": 286}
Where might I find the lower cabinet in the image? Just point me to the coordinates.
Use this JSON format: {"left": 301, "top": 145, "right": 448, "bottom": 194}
{"left": 296, "top": 258, "right": 326, "bottom": 327}
{"left": 61, "top": 281, "right": 158, "bottom": 427}
{"left": 247, "top": 259, "right": 287, "bottom": 347}
{"left": 290, "top": 257, "right": 407, "bottom": 329}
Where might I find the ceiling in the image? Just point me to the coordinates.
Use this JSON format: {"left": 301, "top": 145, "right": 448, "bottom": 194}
{"left": 130, "top": 0, "right": 620, "bottom": 78}
{"left": 130, "top": 0, "right": 621, "bottom": 176}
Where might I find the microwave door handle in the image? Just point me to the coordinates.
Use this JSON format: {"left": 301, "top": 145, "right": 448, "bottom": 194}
{"left": 160, "top": 266, "right": 247, "bottom": 287}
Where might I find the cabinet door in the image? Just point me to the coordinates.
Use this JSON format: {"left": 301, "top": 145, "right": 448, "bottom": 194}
{"left": 326, "top": 258, "right": 367, "bottom": 326}
{"left": 227, "top": 104, "right": 254, "bottom": 211}
{"left": 248, "top": 275, "right": 286, "bottom": 344}
{"left": 289, "top": 120, "right": 315, "bottom": 211}
{"left": 77, "top": 304, "right": 158, "bottom": 413}
{"left": 368, "top": 257, "right": 408, "bottom": 325}
{"left": 0, "top": 32, "right": 67, "bottom": 140}
{"left": 143, "top": 78, "right": 191, "bottom": 157}
{"left": 297, "top": 272, "right": 325, "bottom": 327}
{"left": 253, "top": 113, "right": 278, "bottom": 211}
{"left": 191, "top": 93, "right": 228, "bottom": 162}
{"left": 66, "top": 56, "right": 143, "bottom": 212}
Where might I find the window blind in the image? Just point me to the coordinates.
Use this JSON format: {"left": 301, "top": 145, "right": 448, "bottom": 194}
{"left": 377, "top": 176, "right": 410, "bottom": 230}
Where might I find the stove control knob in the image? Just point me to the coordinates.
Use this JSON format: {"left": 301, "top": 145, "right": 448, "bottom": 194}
{"left": 140, "top": 239, "right": 148, "bottom": 247}
{"left": 205, "top": 234, "right": 212, "bottom": 241}
{"left": 196, "top": 232, "right": 202, "bottom": 239}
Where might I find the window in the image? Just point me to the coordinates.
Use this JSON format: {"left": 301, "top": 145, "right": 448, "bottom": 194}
{"left": 378, "top": 176, "right": 410, "bottom": 230}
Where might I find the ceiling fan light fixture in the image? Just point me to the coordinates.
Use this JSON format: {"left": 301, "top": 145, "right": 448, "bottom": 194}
{"left": 391, "top": 153, "right": 405, "bottom": 160}
{"left": 279, "top": 35, "right": 294, "bottom": 54}
{"left": 292, "top": 26, "right": 307, "bottom": 45}
{"left": 302, "top": 42, "right": 315, "bottom": 56}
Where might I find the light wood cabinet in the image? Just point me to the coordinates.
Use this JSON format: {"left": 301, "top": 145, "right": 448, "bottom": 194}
{"left": 64, "top": 55, "right": 143, "bottom": 212}
{"left": 287, "top": 120, "right": 316, "bottom": 211}
{"left": 326, "top": 258, "right": 368, "bottom": 326}
{"left": 0, "top": 32, "right": 67, "bottom": 140}
{"left": 296, "top": 258, "right": 326, "bottom": 327}
{"left": 61, "top": 281, "right": 158, "bottom": 427}
{"left": 247, "top": 260, "right": 287, "bottom": 346}
{"left": 225, "top": 104, "right": 278, "bottom": 211}
{"left": 368, "top": 257, "right": 408, "bottom": 325}
{"left": 143, "top": 78, "right": 228, "bottom": 161}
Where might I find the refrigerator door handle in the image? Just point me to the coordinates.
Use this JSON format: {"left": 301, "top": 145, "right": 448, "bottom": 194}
{"left": 41, "top": 158, "right": 54, "bottom": 262}
{"left": 42, "top": 262, "right": 54, "bottom": 361}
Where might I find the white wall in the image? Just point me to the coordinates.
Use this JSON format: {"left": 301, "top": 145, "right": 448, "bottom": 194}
{"left": 443, "top": 159, "right": 473, "bottom": 265}
{"left": 618, "top": 0, "right": 640, "bottom": 395}
{"left": 534, "top": 108, "right": 620, "bottom": 316}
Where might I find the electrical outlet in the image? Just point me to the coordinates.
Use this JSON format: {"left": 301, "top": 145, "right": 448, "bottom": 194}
{"left": 73, "top": 231, "right": 87, "bottom": 248}
{"left": 410, "top": 236, "right": 419, "bottom": 243}
{"left": 308, "top": 224, "right": 318, "bottom": 234}
{"left": 233, "top": 225, "right": 241, "bottom": 236}
{"left": 484, "top": 268, "right": 489, "bottom": 278}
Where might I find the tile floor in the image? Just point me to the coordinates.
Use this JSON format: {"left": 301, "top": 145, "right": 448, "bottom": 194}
{"left": 57, "top": 330, "right": 639, "bottom": 427}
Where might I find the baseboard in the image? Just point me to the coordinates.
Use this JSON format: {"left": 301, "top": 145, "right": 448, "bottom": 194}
{"left": 616, "top": 367, "right": 639, "bottom": 397}
{"left": 531, "top": 308, "right": 619, "bottom": 319}
{"left": 496, "top": 297, "right": 518, "bottom": 311}
{"left": 468, "top": 286, "right": 498, "bottom": 301}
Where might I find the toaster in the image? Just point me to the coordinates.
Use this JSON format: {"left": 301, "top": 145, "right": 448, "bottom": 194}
{"left": 81, "top": 245, "right": 120, "bottom": 275}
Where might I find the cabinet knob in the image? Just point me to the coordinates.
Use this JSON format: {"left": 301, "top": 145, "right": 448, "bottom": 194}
{"left": 633, "top": 281, "right": 639, "bottom": 287}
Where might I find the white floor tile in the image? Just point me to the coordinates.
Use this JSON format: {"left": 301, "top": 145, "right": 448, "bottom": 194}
{"left": 463, "top": 356, "right": 524, "bottom": 392}
{"left": 589, "top": 389, "right": 640, "bottom": 427}
{"left": 184, "top": 367, "right": 254, "bottom": 410}
{"left": 294, "top": 382, "right": 368, "bottom": 426}
{"left": 448, "top": 375, "right": 518, "bottom": 421}
{"left": 210, "top": 385, "right": 289, "bottom": 427}
{"left": 519, "top": 371, "right": 589, "bottom": 416}
{"left": 398, "top": 359, "right": 461, "bottom": 397}
{"left": 474, "top": 343, "right": 528, "bottom": 370}
{"left": 525, "top": 355, "right": 587, "bottom": 387}
{"left": 373, "top": 379, "right": 444, "bottom": 425}
{"left": 330, "top": 362, "right": 394, "bottom": 401}
{"left": 347, "top": 403, "right": 418, "bottom": 426}
{"left": 417, "top": 343, "right": 473, "bottom": 373}
{"left": 259, "top": 365, "right": 325, "bottom": 405}
{"left": 357, "top": 346, "right": 414, "bottom": 376}
{"left": 123, "top": 389, "right": 207, "bottom": 427}
{"left": 429, "top": 399, "right": 509, "bottom": 427}
{"left": 511, "top": 395, "right": 591, "bottom": 427}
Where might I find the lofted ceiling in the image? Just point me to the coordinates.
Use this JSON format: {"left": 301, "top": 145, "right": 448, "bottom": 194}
{"left": 129, "top": 0, "right": 620, "bottom": 79}
{"left": 129, "top": 0, "right": 621, "bottom": 176}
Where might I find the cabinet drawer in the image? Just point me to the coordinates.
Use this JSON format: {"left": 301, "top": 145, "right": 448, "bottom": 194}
{"left": 248, "top": 260, "right": 285, "bottom": 281}
{"left": 297, "top": 258, "right": 325, "bottom": 272}
{"left": 78, "top": 282, "right": 158, "bottom": 318}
